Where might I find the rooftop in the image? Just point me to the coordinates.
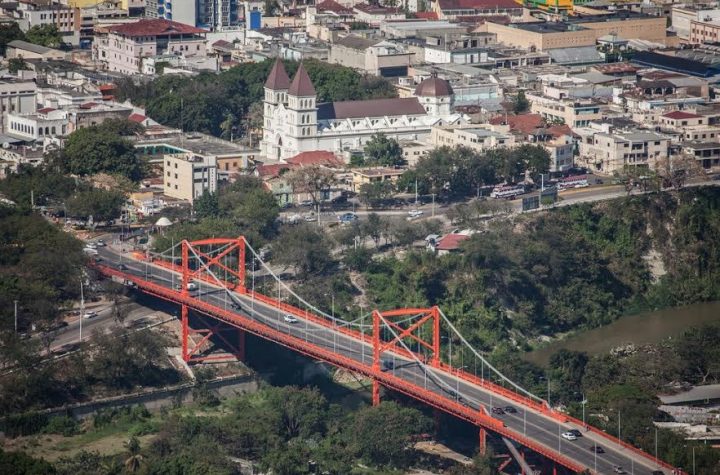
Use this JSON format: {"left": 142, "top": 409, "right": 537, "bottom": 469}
{"left": 107, "top": 18, "right": 207, "bottom": 38}
{"left": 318, "top": 97, "right": 426, "bottom": 120}
{"left": 286, "top": 150, "right": 344, "bottom": 168}
{"left": 663, "top": 111, "right": 702, "bottom": 120}
{"left": 353, "top": 167, "right": 405, "bottom": 177}
{"left": 437, "top": 0, "right": 520, "bottom": 10}
{"left": 135, "top": 132, "right": 257, "bottom": 157}
{"left": 7, "top": 39, "right": 60, "bottom": 55}
{"left": 659, "top": 384, "right": 720, "bottom": 405}
{"left": 435, "top": 233, "right": 470, "bottom": 251}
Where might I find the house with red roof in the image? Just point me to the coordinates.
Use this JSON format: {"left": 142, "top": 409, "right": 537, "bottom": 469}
{"left": 432, "top": 233, "right": 471, "bottom": 255}
{"left": 93, "top": 19, "right": 208, "bottom": 75}
{"left": 660, "top": 111, "right": 705, "bottom": 129}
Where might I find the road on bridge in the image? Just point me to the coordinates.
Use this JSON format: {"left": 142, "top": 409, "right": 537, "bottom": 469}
{"left": 95, "top": 245, "right": 677, "bottom": 475}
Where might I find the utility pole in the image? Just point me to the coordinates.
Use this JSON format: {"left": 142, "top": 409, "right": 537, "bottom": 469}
{"left": 79, "top": 281, "right": 84, "bottom": 343}
{"left": 13, "top": 300, "right": 18, "bottom": 333}
{"left": 431, "top": 193, "right": 435, "bottom": 217}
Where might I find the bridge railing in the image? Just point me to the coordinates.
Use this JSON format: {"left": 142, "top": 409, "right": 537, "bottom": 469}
{"left": 115, "top": 257, "right": 683, "bottom": 475}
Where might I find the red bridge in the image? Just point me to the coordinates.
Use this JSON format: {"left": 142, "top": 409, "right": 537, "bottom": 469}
{"left": 93, "top": 237, "right": 682, "bottom": 475}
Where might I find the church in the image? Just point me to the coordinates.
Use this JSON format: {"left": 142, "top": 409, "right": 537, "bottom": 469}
{"left": 261, "top": 59, "right": 466, "bottom": 160}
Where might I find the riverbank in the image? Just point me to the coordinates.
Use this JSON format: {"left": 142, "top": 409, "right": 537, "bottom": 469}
{"left": 523, "top": 300, "right": 720, "bottom": 367}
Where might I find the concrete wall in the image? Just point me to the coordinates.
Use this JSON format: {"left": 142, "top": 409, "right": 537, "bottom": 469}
{"left": 40, "top": 374, "right": 258, "bottom": 420}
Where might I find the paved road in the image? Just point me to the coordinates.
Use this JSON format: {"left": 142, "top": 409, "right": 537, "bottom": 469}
{"left": 48, "top": 302, "right": 167, "bottom": 352}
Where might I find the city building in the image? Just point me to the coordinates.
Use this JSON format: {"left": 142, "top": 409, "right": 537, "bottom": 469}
{"left": 261, "top": 59, "right": 465, "bottom": 160}
{"left": 93, "top": 19, "right": 208, "bottom": 75}
{"left": 527, "top": 93, "right": 605, "bottom": 129}
{"left": 430, "top": 124, "right": 515, "bottom": 151}
{"left": 0, "top": 77, "right": 38, "bottom": 134}
{"left": 163, "top": 152, "right": 217, "bottom": 203}
{"left": 7, "top": 108, "right": 68, "bottom": 141}
{"left": 5, "top": 40, "right": 66, "bottom": 61}
{"left": 432, "top": 0, "right": 522, "bottom": 20}
{"left": 329, "top": 36, "right": 414, "bottom": 77}
{"left": 13, "top": 2, "right": 81, "bottom": 46}
{"left": 576, "top": 124, "right": 670, "bottom": 173}
{"left": 351, "top": 167, "right": 405, "bottom": 192}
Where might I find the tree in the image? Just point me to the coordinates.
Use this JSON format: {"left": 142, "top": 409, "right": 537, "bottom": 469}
{"left": 65, "top": 189, "right": 125, "bottom": 222}
{"left": 285, "top": 165, "right": 337, "bottom": 207}
{"left": 272, "top": 225, "right": 333, "bottom": 276}
{"left": 0, "top": 23, "right": 25, "bottom": 55}
{"left": 358, "top": 181, "right": 394, "bottom": 208}
{"left": 363, "top": 213, "right": 387, "bottom": 247}
{"left": 349, "top": 401, "right": 432, "bottom": 468}
{"left": 24, "top": 25, "right": 62, "bottom": 48}
{"left": 124, "top": 436, "right": 144, "bottom": 473}
{"left": 8, "top": 58, "right": 29, "bottom": 74}
{"left": 193, "top": 190, "right": 220, "bottom": 219}
{"left": 513, "top": 90, "right": 529, "bottom": 113}
{"left": 514, "top": 144, "right": 551, "bottom": 179}
{"left": 218, "top": 176, "right": 279, "bottom": 237}
{"left": 363, "top": 133, "right": 404, "bottom": 167}
{"left": 60, "top": 126, "right": 143, "bottom": 181}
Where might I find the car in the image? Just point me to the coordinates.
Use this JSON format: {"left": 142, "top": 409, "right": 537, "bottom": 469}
{"left": 174, "top": 282, "right": 198, "bottom": 291}
{"left": 561, "top": 432, "right": 577, "bottom": 441}
{"left": 382, "top": 359, "right": 395, "bottom": 370}
{"left": 95, "top": 240, "right": 106, "bottom": 247}
{"left": 491, "top": 407, "right": 505, "bottom": 415}
{"left": 85, "top": 243, "right": 97, "bottom": 249}
{"left": 338, "top": 212, "right": 358, "bottom": 223}
{"left": 589, "top": 445, "right": 605, "bottom": 454}
{"left": 503, "top": 406, "right": 517, "bottom": 414}
{"left": 613, "top": 466, "right": 626, "bottom": 474}
{"left": 299, "top": 199, "right": 313, "bottom": 207}
{"left": 230, "top": 302, "right": 242, "bottom": 311}
{"left": 568, "top": 429, "right": 582, "bottom": 437}
{"left": 83, "top": 247, "right": 99, "bottom": 255}
{"left": 651, "top": 471, "right": 664, "bottom": 475}
{"left": 83, "top": 311, "right": 98, "bottom": 319}
{"left": 283, "top": 314, "right": 298, "bottom": 324}
{"left": 118, "top": 264, "right": 128, "bottom": 270}
{"left": 407, "top": 209, "right": 424, "bottom": 220}
{"left": 304, "top": 213, "right": 317, "bottom": 222}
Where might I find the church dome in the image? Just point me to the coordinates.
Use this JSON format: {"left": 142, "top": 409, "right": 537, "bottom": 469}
{"left": 414, "top": 76, "right": 453, "bottom": 97}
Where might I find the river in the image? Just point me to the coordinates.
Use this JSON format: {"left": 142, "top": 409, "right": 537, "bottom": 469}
{"left": 523, "top": 300, "right": 720, "bottom": 367}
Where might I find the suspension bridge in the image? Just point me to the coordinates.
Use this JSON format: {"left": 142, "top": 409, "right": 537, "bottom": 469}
{"left": 92, "top": 236, "right": 683, "bottom": 475}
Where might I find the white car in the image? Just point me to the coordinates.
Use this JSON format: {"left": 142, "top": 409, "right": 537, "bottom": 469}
{"left": 406, "top": 210, "right": 424, "bottom": 221}
{"left": 83, "top": 311, "right": 98, "bottom": 319}
{"left": 561, "top": 432, "right": 577, "bottom": 441}
{"left": 85, "top": 243, "right": 97, "bottom": 249}
{"left": 283, "top": 314, "right": 298, "bottom": 324}
{"left": 83, "top": 247, "right": 99, "bottom": 255}
{"left": 303, "top": 213, "right": 317, "bottom": 222}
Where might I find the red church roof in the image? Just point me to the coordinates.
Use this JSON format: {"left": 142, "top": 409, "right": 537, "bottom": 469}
{"left": 662, "top": 111, "right": 701, "bottom": 120}
{"left": 265, "top": 58, "right": 291, "bottom": 90}
{"left": 287, "top": 151, "right": 344, "bottom": 168}
{"left": 289, "top": 63, "right": 316, "bottom": 97}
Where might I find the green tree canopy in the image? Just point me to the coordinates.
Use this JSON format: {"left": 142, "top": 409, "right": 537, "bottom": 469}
{"left": 24, "top": 25, "right": 62, "bottom": 48}
{"left": 0, "top": 23, "right": 24, "bottom": 55}
{"left": 65, "top": 189, "right": 125, "bottom": 222}
{"left": 363, "top": 133, "right": 404, "bottom": 167}
{"left": 59, "top": 124, "right": 143, "bottom": 181}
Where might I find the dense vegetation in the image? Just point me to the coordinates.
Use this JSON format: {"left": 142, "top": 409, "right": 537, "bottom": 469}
{"left": 115, "top": 59, "right": 397, "bottom": 138}
{"left": 0, "top": 325, "right": 177, "bottom": 415}
{"left": 529, "top": 324, "right": 720, "bottom": 474}
{"left": 0, "top": 22, "right": 63, "bottom": 54}
{"left": 1, "top": 386, "right": 444, "bottom": 475}
{"left": 0, "top": 205, "right": 84, "bottom": 331}
{"left": 361, "top": 187, "right": 720, "bottom": 351}
{"left": 398, "top": 144, "right": 551, "bottom": 199}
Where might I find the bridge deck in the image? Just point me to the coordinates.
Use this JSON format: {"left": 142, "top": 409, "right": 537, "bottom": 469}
{"left": 95, "top": 246, "right": 679, "bottom": 475}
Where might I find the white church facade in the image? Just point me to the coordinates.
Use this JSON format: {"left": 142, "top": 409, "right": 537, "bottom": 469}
{"left": 261, "top": 59, "right": 466, "bottom": 160}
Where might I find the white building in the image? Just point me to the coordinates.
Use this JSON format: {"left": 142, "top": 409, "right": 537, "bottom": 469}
{"left": 261, "top": 59, "right": 465, "bottom": 160}
{"left": 0, "top": 78, "right": 38, "bottom": 134}
{"left": 7, "top": 108, "right": 69, "bottom": 141}
{"left": 163, "top": 153, "right": 217, "bottom": 203}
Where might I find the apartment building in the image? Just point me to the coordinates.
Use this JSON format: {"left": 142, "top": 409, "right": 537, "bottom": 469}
{"left": 7, "top": 108, "right": 68, "bottom": 141}
{"left": 577, "top": 125, "right": 670, "bottom": 173}
{"left": 93, "top": 18, "right": 208, "bottom": 75}
{"left": 0, "top": 78, "right": 38, "bottom": 134}
{"left": 15, "top": 1, "right": 81, "bottom": 46}
{"left": 430, "top": 124, "right": 514, "bottom": 151}
{"left": 528, "top": 93, "right": 604, "bottom": 129}
{"left": 329, "top": 36, "right": 414, "bottom": 77}
{"left": 163, "top": 153, "right": 217, "bottom": 203}
{"left": 351, "top": 167, "right": 405, "bottom": 192}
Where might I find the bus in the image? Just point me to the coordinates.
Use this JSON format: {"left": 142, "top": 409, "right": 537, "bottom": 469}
{"left": 490, "top": 185, "right": 526, "bottom": 199}
{"left": 557, "top": 175, "right": 589, "bottom": 190}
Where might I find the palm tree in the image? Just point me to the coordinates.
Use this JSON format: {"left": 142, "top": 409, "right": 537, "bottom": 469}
{"left": 123, "top": 436, "right": 144, "bottom": 473}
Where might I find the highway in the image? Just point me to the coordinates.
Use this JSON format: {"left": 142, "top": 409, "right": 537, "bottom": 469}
{"left": 95, "top": 245, "right": 673, "bottom": 475}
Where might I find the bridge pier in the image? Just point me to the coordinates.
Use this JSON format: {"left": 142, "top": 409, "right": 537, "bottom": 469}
{"left": 181, "top": 304, "right": 189, "bottom": 362}
{"left": 478, "top": 427, "right": 487, "bottom": 455}
{"left": 237, "top": 329, "right": 245, "bottom": 362}
{"left": 372, "top": 379, "right": 380, "bottom": 406}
